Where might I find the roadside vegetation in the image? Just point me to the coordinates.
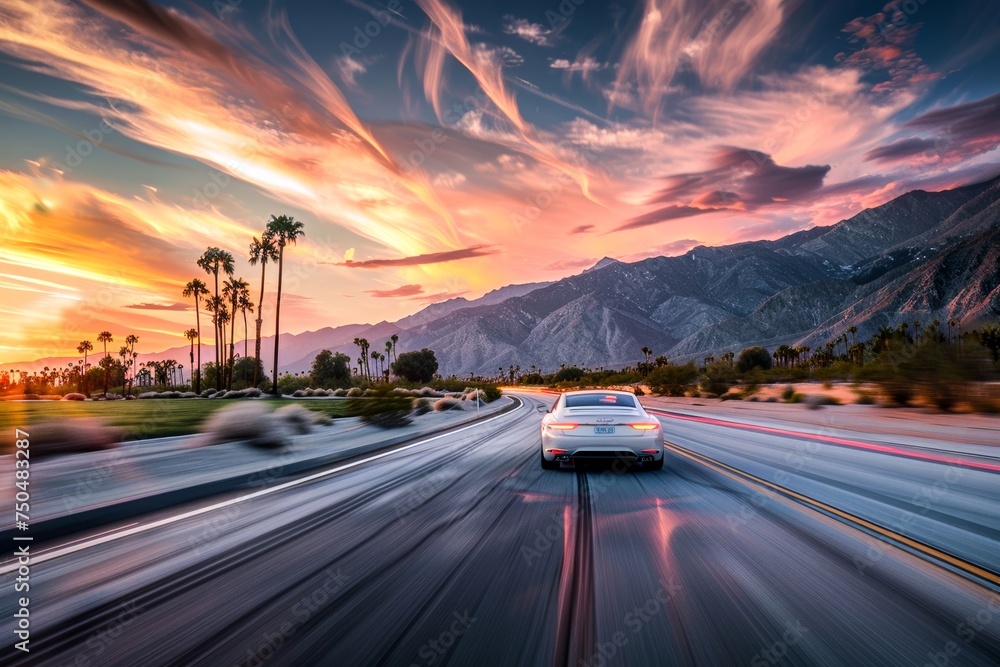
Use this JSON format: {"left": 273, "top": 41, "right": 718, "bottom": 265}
{"left": 514, "top": 321, "right": 1000, "bottom": 413}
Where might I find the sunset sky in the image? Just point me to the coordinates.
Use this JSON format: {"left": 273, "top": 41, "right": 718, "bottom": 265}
{"left": 1, "top": 0, "right": 999, "bottom": 363}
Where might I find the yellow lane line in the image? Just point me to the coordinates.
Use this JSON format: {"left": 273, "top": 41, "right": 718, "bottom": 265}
{"left": 664, "top": 441, "right": 1000, "bottom": 588}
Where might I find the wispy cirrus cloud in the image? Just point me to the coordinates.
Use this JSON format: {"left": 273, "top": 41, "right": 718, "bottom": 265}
{"left": 502, "top": 16, "right": 555, "bottom": 46}
{"left": 124, "top": 302, "right": 189, "bottom": 310}
{"left": 364, "top": 284, "right": 424, "bottom": 298}
{"left": 332, "top": 245, "right": 498, "bottom": 268}
{"left": 613, "top": 0, "right": 790, "bottom": 117}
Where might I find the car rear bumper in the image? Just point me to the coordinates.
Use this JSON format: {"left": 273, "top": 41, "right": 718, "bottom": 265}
{"left": 541, "top": 431, "right": 664, "bottom": 464}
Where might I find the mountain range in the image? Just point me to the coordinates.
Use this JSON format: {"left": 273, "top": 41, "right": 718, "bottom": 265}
{"left": 10, "top": 174, "right": 1000, "bottom": 376}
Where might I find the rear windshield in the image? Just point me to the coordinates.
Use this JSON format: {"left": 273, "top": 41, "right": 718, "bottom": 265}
{"left": 564, "top": 394, "right": 637, "bottom": 408}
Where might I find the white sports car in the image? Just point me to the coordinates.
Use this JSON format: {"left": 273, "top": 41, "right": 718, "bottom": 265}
{"left": 540, "top": 390, "right": 664, "bottom": 470}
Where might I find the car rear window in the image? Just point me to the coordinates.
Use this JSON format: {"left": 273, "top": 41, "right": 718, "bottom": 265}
{"left": 564, "top": 394, "right": 637, "bottom": 408}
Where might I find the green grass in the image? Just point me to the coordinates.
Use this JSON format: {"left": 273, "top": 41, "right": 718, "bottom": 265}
{"left": 0, "top": 398, "right": 352, "bottom": 442}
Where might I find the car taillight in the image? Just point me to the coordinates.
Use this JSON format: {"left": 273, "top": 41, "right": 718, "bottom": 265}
{"left": 629, "top": 423, "right": 660, "bottom": 431}
{"left": 641, "top": 449, "right": 660, "bottom": 454}
{"left": 547, "top": 423, "right": 578, "bottom": 430}
{"left": 547, "top": 448, "right": 568, "bottom": 454}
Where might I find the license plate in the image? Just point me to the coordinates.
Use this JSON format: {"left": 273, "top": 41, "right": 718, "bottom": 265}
{"left": 594, "top": 426, "right": 615, "bottom": 435}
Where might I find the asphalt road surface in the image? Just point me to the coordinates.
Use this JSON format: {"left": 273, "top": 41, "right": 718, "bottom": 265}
{"left": 3, "top": 393, "right": 999, "bottom": 666}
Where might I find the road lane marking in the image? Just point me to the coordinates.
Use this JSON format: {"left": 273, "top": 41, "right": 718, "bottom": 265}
{"left": 663, "top": 441, "right": 1000, "bottom": 589}
{"left": 649, "top": 409, "right": 1000, "bottom": 473}
{"left": 0, "top": 398, "right": 527, "bottom": 574}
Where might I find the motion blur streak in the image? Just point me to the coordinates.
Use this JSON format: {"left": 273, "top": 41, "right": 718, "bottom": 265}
{"left": 649, "top": 409, "right": 1000, "bottom": 473}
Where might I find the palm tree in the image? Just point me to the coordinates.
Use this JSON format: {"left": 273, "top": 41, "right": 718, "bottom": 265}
{"left": 849, "top": 326, "right": 857, "bottom": 348}
{"left": 238, "top": 289, "right": 254, "bottom": 384}
{"left": 184, "top": 328, "right": 198, "bottom": 387}
{"left": 124, "top": 335, "right": 139, "bottom": 395}
{"left": 77, "top": 340, "right": 93, "bottom": 395}
{"left": 223, "top": 276, "right": 250, "bottom": 390}
{"left": 97, "top": 331, "right": 113, "bottom": 395}
{"left": 248, "top": 232, "right": 278, "bottom": 387}
{"left": 265, "top": 215, "right": 306, "bottom": 394}
{"left": 390, "top": 333, "right": 399, "bottom": 366}
{"left": 182, "top": 279, "right": 209, "bottom": 393}
{"left": 640, "top": 346, "right": 652, "bottom": 369}
{"left": 197, "top": 247, "right": 235, "bottom": 389}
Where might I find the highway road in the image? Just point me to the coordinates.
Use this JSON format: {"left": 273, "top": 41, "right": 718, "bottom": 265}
{"left": 3, "top": 393, "right": 999, "bottom": 666}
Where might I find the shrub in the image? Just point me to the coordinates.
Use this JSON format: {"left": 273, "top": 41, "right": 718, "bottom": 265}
{"left": 647, "top": 363, "right": 698, "bottom": 396}
{"left": 200, "top": 389, "right": 217, "bottom": 398}
{"left": 274, "top": 404, "right": 322, "bottom": 434}
{"left": 854, "top": 391, "right": 876, "bottom": 405}
{"left": 63, "top": 393, "right": 87, "bottom": 401}
{"left": 413, "top": 398, "right": 433, "bottom": 416}
{"left": 805, "top": 394, "right": 840, "bottom": 409}
{"left": 347, "top": 391, "right": 414, "bottom": 428}
{"left": 781, "top": 385, "right": 796, "bottom": 401}
{"left": 433, "top": 397, "right": 463, "bottom": 411}
{"left": 200, "top": 402, "right": 291, "bottom": 448}
{"left": 137, "top": 392, "right": 159, "bottom": 399}
{"left": 736, "top": 346, "right": 773, "bottom": 373}
{"left": 554, "top": 366, "right": 585, "bottom": 383}
{"left": 520, "top": 373, "right": 545, "bottom": 385}
{"left": 28, "top": 418, "right": 121, "bottom": 457}
{"left": 700, "top": 361, "right": 736, "bottom": 397}
{"left": 346, "top": 387, "right": 363, "bottom": 397}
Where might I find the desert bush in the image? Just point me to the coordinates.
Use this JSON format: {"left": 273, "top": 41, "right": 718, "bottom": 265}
{"left": 200, "top": 402, "right": 291, "bottom": 448}
{"left": 28, "top": 418, "right": 121, "bottom": 457}
{"left": 433, "top": 397, "right": 463, "bottom": 411}
{"left": 647, "top": 363, "right": 698, "bottom": 396}
{"left": 137, "top": 392, "right": 159, "bottom": 399}
{"left": 412, "top": 398, "right": 433, "bottom": 416}
{"left": 274, "top": 404, "right": 322, "bottom": 434}
{"left": 180, "top": 392, "right": 199, "bottom": 398}
{"left": 854, "top": 390, "right": 876, "bottom": 405}
{"left": 805, "top": 394, "right": 840, "bottom": 409}
{"left": 736, "top": 346, "right": 773, "bottom": 372}
{"left": 700, "top": 361, "right": 736, "bottom": 397}
{"left": 292, "top": 390, "right": 307, "bottom": 398}
{"left": 346, "top": 391, "right": 414, "bottom": 428}
{"left": 63, "top": 393, "right": 87, "bottom": 401}
{"left": 781, "top": 385, "right": 796, "bottom": 401}
{"left": 333, "top": 388, "right": 348, "bottom": 396}
{"left": 200, "top": 389, "right": 217, "bottom": 398}
{"left": 346, "top": 387, "right": 363, "bottom": 397}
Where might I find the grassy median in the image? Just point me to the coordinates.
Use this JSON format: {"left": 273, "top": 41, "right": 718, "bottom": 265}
{"left": 0, "top": 398, "right": 352, "bottom": 443}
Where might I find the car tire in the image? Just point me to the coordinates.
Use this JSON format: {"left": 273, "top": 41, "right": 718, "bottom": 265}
{"left": 647, "top": 458, "right": 664, "bottom": 471}
{"left": 541, "top": 450, "right": 559, "bottom": 470}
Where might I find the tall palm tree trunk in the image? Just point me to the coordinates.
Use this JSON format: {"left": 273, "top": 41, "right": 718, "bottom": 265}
{"left": 254, "top": 263, "right": 267, "bottom": 387}
{"left": 272, "top": 247, "right": 284, "bottom": 394}
{"left": 229, "top": 293, "right": 237, "bottom": 390}
{"left": 243, "top": 309, "right": 249, "bottom": 384}
{"left": 194, "top": 301, "right": 202, "bottom": 393}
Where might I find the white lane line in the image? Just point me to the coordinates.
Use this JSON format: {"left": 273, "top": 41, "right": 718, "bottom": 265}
{"left": 0, "top": 400, "right": 525, "bottom": 574}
